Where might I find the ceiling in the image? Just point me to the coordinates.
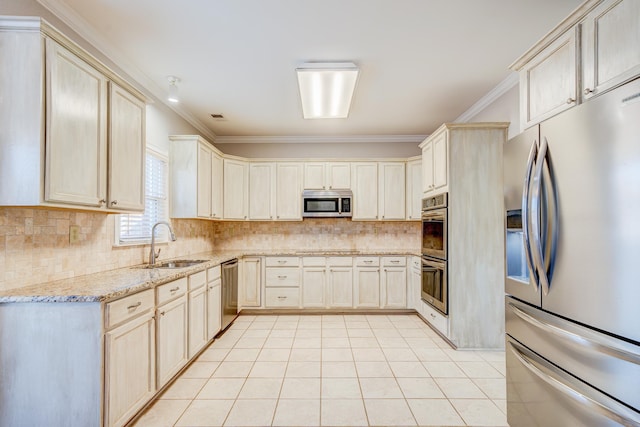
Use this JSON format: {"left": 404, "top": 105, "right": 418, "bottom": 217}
{"left": 39, "top": 0, "right": 583, "bottom": 142}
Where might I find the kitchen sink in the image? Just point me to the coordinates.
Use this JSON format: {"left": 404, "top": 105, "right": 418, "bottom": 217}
{"left": 138, "top": 259, "right": 208, "bottom": 269}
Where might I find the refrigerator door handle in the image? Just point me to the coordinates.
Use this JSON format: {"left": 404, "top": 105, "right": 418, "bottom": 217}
{"left": 522, "top": 139, "right": 540, "bottom": 292}
{"left": 530, "top": 137, "right": 551, "bottom": 295}
{"left": 507, "top": 338, "right": 640, "bottom": 427}
{"left": 508, "top": 301, "right": 640, "bottom": 365}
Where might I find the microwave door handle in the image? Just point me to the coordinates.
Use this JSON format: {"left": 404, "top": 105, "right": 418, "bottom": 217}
{"left": 522, "top": 139, "right": 540, "bottom": 293}
{"left": 338, "top": 198, "right": 341, "bottom": 214}
{"left": 531, "top": 137, "right": 550, "bottom": 295}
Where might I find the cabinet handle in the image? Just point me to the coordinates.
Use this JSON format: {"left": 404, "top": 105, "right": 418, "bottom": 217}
{"left": 170, "top": 287, "right": 180, "bottom": 293}
{"left": 244, "top": 216, "right": 247, "bottom": 219}
{"left": 430, "top": 313, "right": 436, "bottom": 319}
{"left": 584, "top": 88, "right": 593, "bottom": 95}
{"left": 160, "top": 311, "right": 166, "bottom": 316}
{"left": 329, "top": 185, "right": 332, "bottom": 189}
{"left": 278, "top": 260, "right": 286, "bottom": 264}
{"left": 127, "top": 302, "right": 142, "bottom": 310}
{"left": 98, "top": 199, "right": 106, "bottom": 205}
{"left": 278, "top": 275, "right": 287, "bottom": 279}
{"left": 111, "top": 200, "right": 118, "bottom": 206}
{"left": 277, "top": 216, "right": 280, "bottom": 219}
{"left": 364, "top": 260, "right": 373, "bottom": 264}
{"left": 566, "top": 98, "right": 575, "bottom": 104}
{"left": 390, "top": 260, "right": 400, "bottom": 264}
{"left": 277, "top": 296, "right": 287, "bottom": 300}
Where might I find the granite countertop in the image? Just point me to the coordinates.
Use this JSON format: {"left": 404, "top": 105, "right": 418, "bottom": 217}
{"left": 0, "top": 249, "right": 420, "bottom": 304}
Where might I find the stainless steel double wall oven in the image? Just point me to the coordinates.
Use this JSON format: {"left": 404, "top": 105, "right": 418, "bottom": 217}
{"left": 421, "top": 193, "right": 448, "bottom": 315}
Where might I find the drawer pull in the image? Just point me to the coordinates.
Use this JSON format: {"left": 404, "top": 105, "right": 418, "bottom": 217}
{"left": 430, "top": 313, "right": 436, "bottom": 319}
{"left": 277, "top": 296, "right": 287, "bottom": 300}
{"left": 390, "top": 260, "right": 400, "bottom": 264}
{"left": 160, "top": 311, "right": 166, "bottom": 316}
{"left": 278, "top": 275, "right": 287, "bottom": 279}
{"left": 364, "top": 260, "right": 373, "bottom": 264}
{"left": 170, "top": 287, "right": 180, "bottom": 293}
{"left": 127, "top": 302, "right": 142, "bottom": 310}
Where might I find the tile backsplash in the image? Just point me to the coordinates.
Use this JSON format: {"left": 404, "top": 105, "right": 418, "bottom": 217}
{"left": 0, "top": 207, "right": 420, "bottom": 292}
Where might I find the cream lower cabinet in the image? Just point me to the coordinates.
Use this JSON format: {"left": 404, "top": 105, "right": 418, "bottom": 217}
{"left": 354, "top": 257, "right": 380, "bottom": 308}
{"left": 302, "top": 257, "right": 327, "bottom": 308}
{"left": 327, "top": 258, "right": 354, "bottom": 307}
{"left": 240, "top": 257, "right": 262, "bottom": 308}
{"left": 265, "top": 257, "right": 301, "bottom": 308}
{"left": 381, "top": 257, "right": 407, "bottom": 308}
{"left": 408, "top": 256, "right": 422, "bottom": 310}
{"left": 207, "top": 266, "right": 222, "bottom": 340}
{"left": 155, "top": 278, "right": 188, "bottom": 388}
{"left": 188, "top": 271, "right": 208, "bottom": 358}
{"left": 104, "top": 290, "right": 156, "bottom": 427}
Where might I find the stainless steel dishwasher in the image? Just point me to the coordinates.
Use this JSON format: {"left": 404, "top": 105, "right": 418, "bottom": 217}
{"left": 220, "top": 258, "right": 238, "bottom": 331}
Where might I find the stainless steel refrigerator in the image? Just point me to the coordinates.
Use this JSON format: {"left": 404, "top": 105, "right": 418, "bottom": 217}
{"left": 504, "top": 77, "right": 640, "bottom": 426}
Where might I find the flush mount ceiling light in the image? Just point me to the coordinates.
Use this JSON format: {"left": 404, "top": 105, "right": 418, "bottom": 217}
{"left": 296, "top": 62, "right": 359, "bottom": 119}
{"left": 167, "top": 75, "right": 180, "bottom": 103}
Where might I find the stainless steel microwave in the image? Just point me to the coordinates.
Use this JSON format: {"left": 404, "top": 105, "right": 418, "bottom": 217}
{"left": 302, "top": 189, "right": 352, "bottom": 218}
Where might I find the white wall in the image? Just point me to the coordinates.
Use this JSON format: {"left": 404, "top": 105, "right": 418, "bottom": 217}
{"left": 463, "top": 84, "right": 520, "bottom": 139}
{"left": 214, "top": 141, "right": 421, "bottom": 158}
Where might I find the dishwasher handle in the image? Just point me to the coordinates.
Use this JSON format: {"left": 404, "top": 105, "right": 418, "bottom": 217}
{"left": 222, "top": 259, "right": 239, "bottom": 269}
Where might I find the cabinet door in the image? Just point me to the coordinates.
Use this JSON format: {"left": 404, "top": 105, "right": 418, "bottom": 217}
{"left": 249, "top": 163, "right": 275, "bottom": 220}
{"left": 223, "top": 159, "right": 248, "bottom": 220}
{"left": 520, "top": 29, "right": 577, "bottom": 128}
{"left": 351, "top": 163, "right": 378, "bottom": 220}
{"left": 211, "top": 152, "right": 223, "bottom": 219}
{"left": 381, "top": 267, "right": 407, "bottom": 308}
{"left": 276, "top": 163, "right": 302, "bottom": 220}
{"left": 327, "top": 162, "right": 351, "bottom": 189}
{"left": 241, "top": 257, "right": 262, "bottom": 307}
{"left": 207, "top": 278, "right": 222, "bottom": 340}
{"left": 327, "top": 267, "right": 353, "bottom": 308}
{"left": 302, "top": 267, "right": 326, "bottom": 308}
{"left": 303, "top": 162, "right": 326, "bottom": 190}
{"left": 422, "top": 142, "right": 434, "bottom": 194}
{"left": 45, "top": 39, "right": 107, "bottom": 207}
{"left": 582, "top": 0, "right": 640, "bottom": 99}
{"left": 197, "top": 145, "right": 212, "bottom": 218}
{"left": 432, "top": 132, "right": 448, "bottom": 191}
{"left": 406, "top": 160, "right": 422, "bottom": 220}
{"left": 104, "top": 312, "right": 155, "bottom": 427}
{"left": 354, "top": 267, "right": 380, "bottom": 308}
{"left": 156, "top": 295, "right": 188, "bottom": 388}
{"left": 379, "top": 162, "right": 406, "bottom": 220}
{"left": 188, "top": 286, "right": 208, "bottom": 358}
{"left": 108, "top": 83, "right": 145, "bottom": 211}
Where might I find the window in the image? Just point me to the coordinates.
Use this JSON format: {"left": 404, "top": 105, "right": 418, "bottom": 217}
{"left": 116, "top": 150, "right": 168, "bottom": 245}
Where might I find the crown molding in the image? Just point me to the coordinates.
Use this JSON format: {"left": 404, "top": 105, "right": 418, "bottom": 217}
{"left": 454, "top": 72, "right": 519, "bottom": 123}
{"left": 36, "top": 0, "right": 217, "bottom": 142}
{"left": 214, "top": 134, "right": 428, "bottom": 144}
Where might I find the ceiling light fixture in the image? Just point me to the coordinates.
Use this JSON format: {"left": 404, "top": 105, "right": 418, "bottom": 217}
{"left": 296, "top": 62, "right": 359, "bottom": 119}
{"left": 167, "top": 75, "right": 180, "bottom": 103}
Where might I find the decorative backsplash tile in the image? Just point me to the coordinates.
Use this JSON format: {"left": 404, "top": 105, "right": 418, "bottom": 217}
{"left": 0, "top": 207, "right": 420, "bottom": 292}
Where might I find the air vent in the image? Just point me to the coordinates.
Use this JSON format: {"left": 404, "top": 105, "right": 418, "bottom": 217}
{"left": 210, "top": 114, "right": 226, "bottom": 120}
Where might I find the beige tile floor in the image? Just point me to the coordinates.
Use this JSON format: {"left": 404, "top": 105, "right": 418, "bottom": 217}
{"left": 133, "top": 314, "right": 508, "bottom": 427}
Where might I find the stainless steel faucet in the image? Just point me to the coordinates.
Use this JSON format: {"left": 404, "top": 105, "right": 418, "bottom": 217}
{"left": 149, "top": 221, "right": 177, "bottom": 266}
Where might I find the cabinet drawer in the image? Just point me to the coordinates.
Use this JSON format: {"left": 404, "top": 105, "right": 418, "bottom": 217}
{"left": 422, "top": 301, "right": 448, "bottom": 336}
{"left": 105, "top": 289, "right": 154, "bottom": 329}
{"left": 355, "top": 256, "right": 379, "bottom": 267}
{"left": 303, "top": 257, "right": 326, "bottom": 267}
{"left": 265, "top": 288, "right": 300, "bottom": 307}
{"left": 265, "top": 268, "right": 300, "bottom": 287}
{"left": 382, "top": 256, "right": 406, "bottom": 267}
{"left": 327, "top": 257, "right": 353, "bottom": 267}
{"left": 189, "top": 270, "right": 207, "bottom": 290}
{"left": 156, "top": 277, "right": 188, "bottom": 305}
{"left": 207, "top": 265, "right": 221, "bottom": 281}
{"left": 266, "top": 256, "right": 300, "bottom": 267}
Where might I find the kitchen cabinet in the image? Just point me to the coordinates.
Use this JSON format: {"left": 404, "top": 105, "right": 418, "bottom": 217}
{"left": 302, "top": 257, "right": 327, "bottom": 308}
{"left": 419, "top": 299, "right": 448, "bottom": 337}
{"left": 420, "top": 129, "right": 448, "bottom": 196}
{"left": 406, "top": 158, "right": 422, "bottom": 220}
{"left": 327, "top": 257, "right": 354, "bottom": 308}
{"left": 249, "top": 163, "right": 276, "bottom": 220}
{"left": 276, "top": 163, "right": 303, "bottom": 220}
{"left": 0, "top": 18, "right": 146, "bottom": 212}
{"left": 582, "top": 0, "right": 640, "bottom": 100}
{"left": 265, "top": 257, "right": 301, "bottom": 308}
{"left": 188, "top": 271, "right": 208, "bottom": 358}
{"left": 378, "top": 162, "right": 406, "bottom": 220}
{"left": 408, "top": 256, "right": 421, "bottom": 310}
{"left": 155, "top": 278, "right": 188, "bottom": 388}
{"left": 381, "top": 257, "right": 407, "bottom": 308}
{"left": 104, "top": 290, "right": 156, "bottom": 427}
{"left": 240, "top": 256, "right": 262, "bottom": 308}
{"left": 224, "top": 158, "right": 249, "bottom": 220}
{"left": 354, "top": 257, "right": 380, "bottom": 308}
{"left": 351, "top": 162, "right": 378, "bottom": 220}
{"left": 169, "top": 135, "right": 225, "bottom": 219}
{"left": 303, "top": 162, "right": 351, "bottom": 190}
{"left": 207, "top": 266, "right": 222, "bottom": 340}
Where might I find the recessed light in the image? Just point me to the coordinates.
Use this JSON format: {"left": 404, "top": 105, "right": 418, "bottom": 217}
{"left": 296, "top": 62, "right": 359, "bottom": 119}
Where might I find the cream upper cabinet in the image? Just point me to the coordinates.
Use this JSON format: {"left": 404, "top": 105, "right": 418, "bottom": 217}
{"left": 303, "top": 162, "right": 350, "bottom": 190}
{"left": 223, "top": 158, "right": 249, "bottom": 220}
{"left": 582, "top": 0, "right": 640, "bottom": 100}
{"left": 327, "top": 162, "right": 351, "bottom": 189}
{"left": 211, "top": 152, "right": 223, "bottom": 219}
{"left": 276, "top": 163, "right": 302, "bottom": 220}
{"left": 0, "top": 18, "right": 146, "bottom": 212}
{"left": 303, "top": 163, "right": 326, "bottom": 190}
{"left": 378, "top": 162, "right": 406, "bottom": 220}
{"left": 351, "top": 162, "right": 378, "bottom": 220}
{"left": 197, "top": 145, "right": 213, "bottom": 218}
{"left": 45, "top": 38, "right": 108, "bottom": 208}
{"left": 249, "top": 163, "right": 276, "bottom": 220}
{"left": 108, "top": 83, "right": 145, "bottom": 211}
{"left": 420, "top": 128, "right": 448, "bottom": 196}
{"left": 406, "top": 158, "right": 422, "bottom": 220}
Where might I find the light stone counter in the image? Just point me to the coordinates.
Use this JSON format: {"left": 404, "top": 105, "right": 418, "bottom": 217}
{"left": 0, "top": 250, "right": 420, "bottom": 303}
